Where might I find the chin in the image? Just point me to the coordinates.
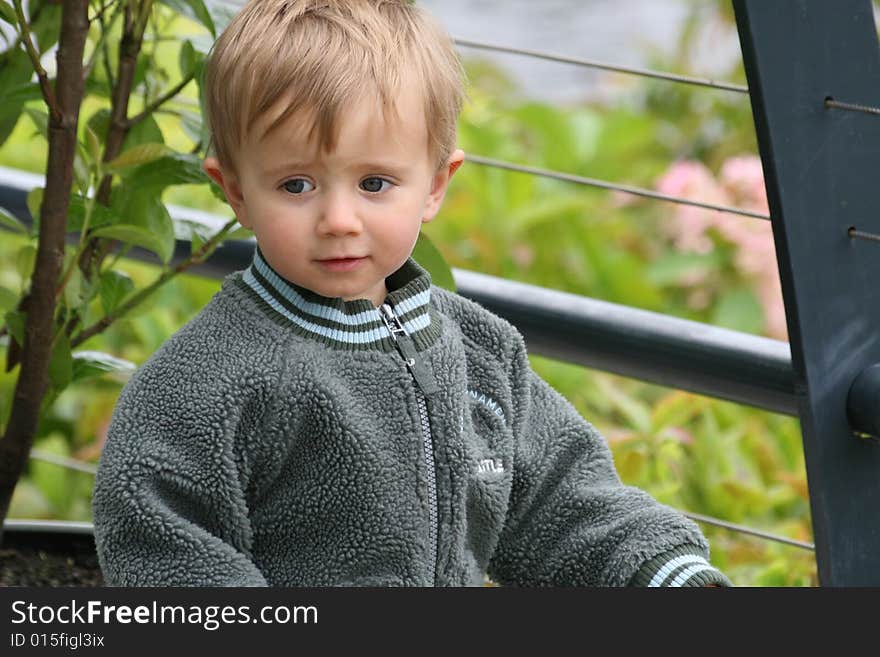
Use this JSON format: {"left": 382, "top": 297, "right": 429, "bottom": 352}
{"left": 332, "top": 288, "right": 366, "bottom": 301}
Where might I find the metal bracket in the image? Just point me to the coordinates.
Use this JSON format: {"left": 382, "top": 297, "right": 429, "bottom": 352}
{"left": 734, "top": 0, "right": 880, "bottom": 584}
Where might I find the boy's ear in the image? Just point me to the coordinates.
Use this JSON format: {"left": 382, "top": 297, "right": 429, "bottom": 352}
{"left": 422, "top": 149, "right": 465, "bottom": 224}
{"left": 203, "top": 157, "right": 250, "bottom": 228}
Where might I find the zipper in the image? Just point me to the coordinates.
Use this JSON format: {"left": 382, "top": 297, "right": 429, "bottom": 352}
{"left": 379, "top": 302, "right": 440, "bottom": 585}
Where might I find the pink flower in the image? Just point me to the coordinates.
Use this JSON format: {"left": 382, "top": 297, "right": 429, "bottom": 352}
{"left": 656, "top": 156, "right": 787, "bottom": 340}
{"left": 656, "top": 161, "right": 729, "bottom": 254}
{"left": 720, "top": 156, "right": 769, "bottom": 214}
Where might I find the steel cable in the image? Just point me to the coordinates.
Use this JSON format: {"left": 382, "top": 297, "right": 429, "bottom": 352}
{"left": 684, "top": 511, "right": 814, "bottom": 551}
{"left": 466, "top": 154, "right": 771, "bottom": 220}
{"left": 30, "top": 449, "right": 98, "bottom": 475}
{"left": 454, "top": 38, "right": 750, "bottom": 93}
{"left": 825, "top": 98, "right": 880, "bottom": 116}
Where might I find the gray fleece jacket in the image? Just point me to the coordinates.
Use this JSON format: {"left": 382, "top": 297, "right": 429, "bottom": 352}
{"left": 92, "top": 247, "right": 731, "bottom": 587}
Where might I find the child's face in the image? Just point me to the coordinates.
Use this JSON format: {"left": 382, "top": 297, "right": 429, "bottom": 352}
{"left": 205, "top": 85, "right": 464, "bottom": 308}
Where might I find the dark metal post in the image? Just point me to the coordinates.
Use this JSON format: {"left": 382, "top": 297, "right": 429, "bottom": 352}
{"left": 734, "top": 0, "right": 880, "bottom": 585}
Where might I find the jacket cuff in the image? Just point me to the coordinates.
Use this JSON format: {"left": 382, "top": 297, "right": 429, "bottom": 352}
{"left": 628, "top": 545, "right": 732, "bottom": 587}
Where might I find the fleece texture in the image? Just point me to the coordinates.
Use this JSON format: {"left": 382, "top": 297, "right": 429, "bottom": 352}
{"left": 92, "top": 247, "right": 731, "bottom": 587}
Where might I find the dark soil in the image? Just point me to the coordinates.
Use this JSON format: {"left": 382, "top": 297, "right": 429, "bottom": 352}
{"left": 0, "top": 531, "right": 104, "bottom": 587}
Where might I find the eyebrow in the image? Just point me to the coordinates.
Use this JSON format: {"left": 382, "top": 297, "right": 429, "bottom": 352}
{"left": 262, "top": 162, "right": 310, "bottom": 177}
{"left": 262, "top": 160, "right": 409, "bottom": 177}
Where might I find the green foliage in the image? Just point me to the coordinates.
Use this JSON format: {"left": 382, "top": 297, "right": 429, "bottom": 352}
{"left": 413, "top": 233, "right": 455, "bottom": 291}
{"left": 0, "top": 3, "right": 252, "bottom": 535}
{"left": 0, "top": 4, "right": 248, "bottom": 430}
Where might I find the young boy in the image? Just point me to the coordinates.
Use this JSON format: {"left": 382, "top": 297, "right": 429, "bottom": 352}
{"left": 92, "top": 0, "right": 731, "bottom": 587}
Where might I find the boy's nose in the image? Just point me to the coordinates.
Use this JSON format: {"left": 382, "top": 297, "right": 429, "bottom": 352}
{"left": 317, "top": 191, "right": 362, "bottom": 236}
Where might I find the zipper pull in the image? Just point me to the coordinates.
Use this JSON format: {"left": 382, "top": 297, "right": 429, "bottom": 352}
{"left": 379, "top": 304, "right": 440, "bottom": 396}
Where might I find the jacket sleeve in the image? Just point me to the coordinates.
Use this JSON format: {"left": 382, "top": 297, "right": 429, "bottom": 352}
{"left": 487, "top": 336, "right": 731, "bottom": 587}
{"left": 92, "top": 347, "right": 269, "bottom": 587}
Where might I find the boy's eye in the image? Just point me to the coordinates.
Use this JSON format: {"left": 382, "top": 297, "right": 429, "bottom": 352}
{"left": 282, "top": 178, "right": 315, "bottom": 194}
{"left": 360, "top": 177, "right": 392, "bottom": 193}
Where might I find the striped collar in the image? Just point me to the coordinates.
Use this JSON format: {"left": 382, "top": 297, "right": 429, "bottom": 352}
{"left": 235, "top": 247, "right": 442, "bottom": 352}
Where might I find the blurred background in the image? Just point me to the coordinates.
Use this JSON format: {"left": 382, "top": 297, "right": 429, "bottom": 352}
{"left": 423, "top": 0, "right": 742, "bottom": 104}
{"left": 1, "top": 0, "right": 838, "bottom": 585}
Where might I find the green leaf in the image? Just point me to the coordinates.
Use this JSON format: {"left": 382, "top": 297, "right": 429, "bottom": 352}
{"left": 73, "top": 150, "right": 91, "bottom": 196}
{"left": 0, "top": 80, "right": 42, "bottom": 107}
{"left": 126, "top": 113, "right": 165, "bottom": 147}
{"left": 48, "top": 331, "right": 73, "bottom": 390}
{"left": 160, "top": 0, "right": 216, "bottom": 36}
{"left": 0, "top": 357, "right": 18, "bottom": 433}
{"left": 131, "top": 52, "right": 149, "bottom": 89}
{"left": 413, "top": 232, "right": 455, "bottom": 291}
{"left": 0, "top": 48, "right": 35, "bottom": 148}
{"left": 23, "top": 106, "right": 48, "bottom": 138}
{"left": 179, "top": 39, "right": 197, "bottom": 77}
{"left": 66, "top": 193, "right": 114, "bottom": 233}
{"left": 225, "top": 226, "right": 253, "bottom": 241}
{"left": 72, "top": 350, "right": 136, "bottom": 383}
{"left": 194, "top": 58, "right": 212, "bottom": 149}
{"left": 26, "top": 187, "right": 42, "bottom": 231}
{"left": 129, "top": 152, "right": 207, "bottom": 190}
{"left": 30, "top": 433, "right": 73, "bottom": 516}
{"left": 190, "top": 228, "right": 206, "bottom": 254}
{"left": 86, "top": 108, "right": 111, "bottom": 142}
{"left": 98, "top": 269, "right": 135, "bottom": 315}
{"left": 87, "top": 110, "right": 165, "bottom": 151}
{"left": 30, "top": 1, "right": 62, "bottom": 55}
{"left": 209, "top": 179, "right": 228, "bottom": 203}
{"left": 0, "top": 2, "right": 16, "bottom": 24}
{"left": 4, "top": 311, "right": 25, "bottom": 345}
{"left": 173, "top": 218, "right": 214, "bottom": 254}
{"left": 91, "top": 225, "right": 170, "bottom": 264}
{"left": 86, "top": 125, "right": 102, "bottom": 166}
{"left": 62, "top": 256, "right": 85, "bottom": 309}
{"left": 93, "top": 192, "right": 176, "bottom": 264}
{"left": 0, "top": 286, "right": 18, "bottom": 315}
{"left": 0, "top": 47, "right": 35, "bottom": 91}
{"left": 0, "top": 205, "right": 27, "bottom": 234}
{"left": 15, "top": 243, "right": 36, "bottom": 282}
{"left": 179, "top": 109, "right": 204, "bottom": 144}
{"left": 104, "top": 143, "right": 173, "bottom": 174}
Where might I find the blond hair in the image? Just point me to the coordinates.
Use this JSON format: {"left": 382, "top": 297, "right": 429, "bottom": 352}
{"left": 204, "top": 0, "right": 465, "bottom": 171}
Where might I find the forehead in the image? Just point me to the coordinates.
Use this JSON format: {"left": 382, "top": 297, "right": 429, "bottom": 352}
{"left": 248, "top": 83, "right": 431, "bottom": 166}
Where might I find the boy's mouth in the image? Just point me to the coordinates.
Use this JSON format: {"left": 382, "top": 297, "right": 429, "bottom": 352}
{"left": 316, "top": 256, "right": 367, "bottom": 272}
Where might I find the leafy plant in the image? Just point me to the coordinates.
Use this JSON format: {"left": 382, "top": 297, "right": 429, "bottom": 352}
{"left": 0, "top": 0, "right": 249, "bottom": 535}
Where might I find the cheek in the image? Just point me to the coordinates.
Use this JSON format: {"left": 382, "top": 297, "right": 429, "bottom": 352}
{"left": 253, "top": 199, "right": 305, "bottom": 230}
{"left": 250, "top": 217, "right": 307, "bottom": 260}
{"left": 371, "top": 214, "right": 421, "bottom": 252}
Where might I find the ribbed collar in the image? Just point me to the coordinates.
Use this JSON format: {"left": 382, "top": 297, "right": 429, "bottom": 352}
{"left": 234, "top": 246, "right": 442, "bottom": 352}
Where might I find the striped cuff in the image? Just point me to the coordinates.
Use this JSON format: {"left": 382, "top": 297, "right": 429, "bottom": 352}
{"left": 628, "top": 545, "right": 732, "bottom": 587}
